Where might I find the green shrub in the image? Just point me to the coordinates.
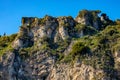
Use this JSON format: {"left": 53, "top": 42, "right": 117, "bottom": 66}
{"left": 0, "top": 33, "right": 17, "bottom": 56}
{"left": 40, "top": 42, "right": 50, "bottom": 50}
{"left": 63, "top": 54, "right": 73, "bottom": 63}
{"left": 78, "top": 10, "right": 88, "bottom": 18}
{"left": 75, "top": 24, "right": 85, "bottom": 32}
{"left": 9, "top": 34, "right": 17, "bottom": 41}
{"left": 78, "top": 10, "right": 101, "bottom": 22}
{"left": 38, "top": 15, "right": 54, "bottom": 25}
{"left": 71, "top": 42, "right": 89, "bottom": 56}
{"left": 62, "top": 41, "right": 90, "bottom": 63}
{"left": 38, "top": 18, "right": 46, "bottom": 25}
{"left": 83, "top": 26, "right": 98, "bottom": 35}
{"left": 67, "top": 16, "right": 73, "bottom": 19}
{"left": 115, "top": 19, "right": 120, "bottom": 25}
{"left": 19, "top": 48, "right": 29, "bottom": 58}
{"left": 75, "top": 24, "right": 97, "bottom": 36}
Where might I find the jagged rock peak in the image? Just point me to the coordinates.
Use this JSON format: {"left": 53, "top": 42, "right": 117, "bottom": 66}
{"left": 75, "top": 10, "right": 101, "bottom": 29}
{"left": 75, "top": 10, "right": 114, "bottom": 30}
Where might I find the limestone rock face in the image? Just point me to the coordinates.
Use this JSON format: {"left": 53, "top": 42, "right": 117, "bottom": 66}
{"left": 76, "top": 16, "right": 91, "bottom": 26}
{"left": 12, "top": 39, "right": 23, "bottom": 49}
{"left": 48, "top": 63, "right": 107, "bottom": 80}
{"left": 0, "top": 10, "right": 118, "bottom": 80}
{"left": 75, "top": 10, "right": 101, "bottom": 29}
{"left": 0, "top": 51, "right": 24, "bottom": 80}
{"left": 12, "top": 16, "right": 76, "bottom": 49}
{"left": 58, "top": 17, "right": 75, "bottom": 40}
{"left": 59, "top": 26, "right": 69, "bottom": 40}
{"left": 114, "top": 50, "right": 120, "bottom": 79}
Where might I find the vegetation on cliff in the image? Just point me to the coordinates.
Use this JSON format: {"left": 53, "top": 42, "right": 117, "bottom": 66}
{"left": 0, "top": 10, "right": 120, "bottom": 79}
{"left": 0, "top": 34, "right": 17, "bottom": 56}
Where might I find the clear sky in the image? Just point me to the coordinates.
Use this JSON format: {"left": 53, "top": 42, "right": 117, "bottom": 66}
{"left": 0, "top": 0, "right": 120, "bottom": 35}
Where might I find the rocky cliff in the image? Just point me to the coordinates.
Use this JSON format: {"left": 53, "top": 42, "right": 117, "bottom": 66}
{"left": 0, "top": 10, "right": 120, "bottom": 80}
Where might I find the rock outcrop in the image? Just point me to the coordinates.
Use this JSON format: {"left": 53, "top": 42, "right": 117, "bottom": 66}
{"left": 75, "top": 10, "right": 101, "bottom": 29}
{"left": 0, "top": 10, "right": 119, "bottom": 80}
{"left": 48, "top": 63, "right": 108, "bottom": 80}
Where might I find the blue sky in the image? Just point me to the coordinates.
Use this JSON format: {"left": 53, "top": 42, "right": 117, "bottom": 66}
{"left": 0, "top": 0, "right": 120, "bottom": 35}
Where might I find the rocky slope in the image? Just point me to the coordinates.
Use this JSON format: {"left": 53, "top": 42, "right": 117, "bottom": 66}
{"left": 0, "top": 10, "right": 120, "bottom": 80}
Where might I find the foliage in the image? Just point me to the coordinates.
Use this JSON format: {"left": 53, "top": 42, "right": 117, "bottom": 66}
{"left": 71, "top": 42, "right": 89, "bottom": 56}
{"left": 115, "top": 19, "right": 120, "bottom": 25}
{"left": 67, "top": 16, "right": 73, "bottom": 19}
{"left": 38, "top": 15, "right": 55, "bottom": 25}
{"left": 63, "top": 41, "right": 90, "bottom": 63}
{"left": 78, "top": 10, "right": 101, "bottom": 21}
{"left": 75, "top": 24, "right": 86, "bottom": 32}
{"left": 38, "top": 18, "right": 46, "bottom": 25}
{"left": 1, "top": 11, "right": 120, "bottom": 79}
{"left": 78, "top": 10, "right": 89, "bottom": 18}
{"left": 0, "top": 34, "right": 17, "bottom": 56}
{"left": 75, "top": 23, "right": 98, "bottom": 36}
{"left": 62, "top": 24, "right": 120, "bottom": 77}
{"left": 19, "top": 48, "right": 30, "bottom": 59}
